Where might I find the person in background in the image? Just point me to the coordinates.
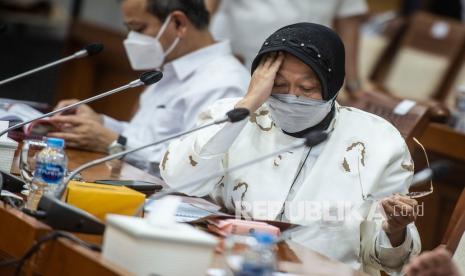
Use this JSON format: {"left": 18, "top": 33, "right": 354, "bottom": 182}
{"left": 404, "top": 246, "right": 462, "bottom": 276}
{"left": 49, "top": 0, "right": 250, "bottom": 176}
{"left": 205, "top": 0, "right": 367, "bottom": 93}
{"left": 160, "top": 23, "right": 421, "bottom": 275}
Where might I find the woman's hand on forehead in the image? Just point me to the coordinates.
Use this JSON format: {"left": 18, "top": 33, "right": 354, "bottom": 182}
{"left": 235, "top": 52, "right": 285, "bottom": 112}
{"left": 271, "top": 53, "right": 322, "bottom": 100}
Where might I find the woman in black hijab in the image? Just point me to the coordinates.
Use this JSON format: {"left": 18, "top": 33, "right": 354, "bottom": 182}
{"left": 161, "top": 23, "right": 421, "bottom": 275}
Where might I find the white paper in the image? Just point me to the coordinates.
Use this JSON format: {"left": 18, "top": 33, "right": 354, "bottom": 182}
{"left": 0, "top": 121, "right": 9, "bottom": 141}
{"left": 146, "top": 196, "right": 181, "bottom": 227}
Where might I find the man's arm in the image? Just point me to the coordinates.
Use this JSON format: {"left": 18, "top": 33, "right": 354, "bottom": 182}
{"left": 334, "top": 15, "right": 365, "bottom": 93}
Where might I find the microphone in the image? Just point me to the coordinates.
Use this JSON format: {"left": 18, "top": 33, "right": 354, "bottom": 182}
{"left": 410, "top": 160, "right": 451, "bottom": 188}
{"left": 0, "top": 70, "right": 163, "bottom": 138}
{"left": 0, "top": 43, "right": 104, "bottom": 86}
{"left": 141, "top": 130, "right": 329, "bottom": 213}
{"left": 34, "top": 107, "right": 250, "bottom": 234}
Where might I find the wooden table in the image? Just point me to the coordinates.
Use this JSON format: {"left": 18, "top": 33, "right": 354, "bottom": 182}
{"left": 1, "top": 148, "right": 364, "bottom": 276}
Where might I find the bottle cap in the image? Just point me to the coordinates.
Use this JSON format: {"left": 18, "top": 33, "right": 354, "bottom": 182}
{"left": 253, "top": 232, "right": 275, "bottom": 245}
{"left": 46, "top": 137, "right": 65, "bottom": 148}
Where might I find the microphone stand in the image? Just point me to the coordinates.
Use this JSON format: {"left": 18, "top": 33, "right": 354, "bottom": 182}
{"left": 0, "top": 44, "right": 104, "bottom": 86}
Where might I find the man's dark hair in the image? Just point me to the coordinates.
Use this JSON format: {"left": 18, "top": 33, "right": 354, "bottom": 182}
{"left": 146, "top": 0, "right": 210, "bottom": 29}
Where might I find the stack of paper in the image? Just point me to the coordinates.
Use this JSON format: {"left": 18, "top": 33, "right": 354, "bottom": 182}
{"left": 0, "top": 121, "right": 18, "bottom": 172}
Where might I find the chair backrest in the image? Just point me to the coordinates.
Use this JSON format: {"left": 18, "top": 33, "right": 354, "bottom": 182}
{"left": 445, "top": 55, "right": 465, "bottom": 109}
{"left": 341, "top": 90, "right": 430, "bottom": 152}
{"left": 443, "top": 188, "right": 465, "bottom": 253}
{"left": 373, "top": 12, "right": 465, "bottom": 102}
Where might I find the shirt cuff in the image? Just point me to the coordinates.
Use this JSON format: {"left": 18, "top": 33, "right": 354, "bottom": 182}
{"left": 375, "top": 226, "right": 413, "bottom": 269}
{"left": 102, "top": 115, "right": 126, "bottom": 134}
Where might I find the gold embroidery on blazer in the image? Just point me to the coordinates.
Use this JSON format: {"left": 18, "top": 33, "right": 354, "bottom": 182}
{"left": 273, "top": 155, "right": 283, "bottom": 167}
{"left": 188, "top": 155, "right": 198, "bottom": 167}
{"left": 233, "top": 182, "right": 249, "bottom": 202}
{"left": 232, "top": 182, "right": 249, "bottom": 210}
{"left": 161, "top": 150, "right": 169, "bottom": 171}
{"left": 401, "top": 161, "right": 414, "bottom": 172}
{"left": 341, "top": 142, "right": 367, "bottom": 173}
{"left": 249, "top": 110, "right": 274, "bottom": 131}
{"left": 342, "top": 158, "right": 351, "bottom": 172}
{"left": 347, "top": 142, "right": 366, "bottom": 166}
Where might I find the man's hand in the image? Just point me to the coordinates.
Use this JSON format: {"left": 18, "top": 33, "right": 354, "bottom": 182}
{"left": 54, "top": 99, "right": 103, "bottom": 124}
{"left": 403, "top": 246, "right": 461, "bottom": 276}
{"left": 235, "top": 52, "right": 284, "bottom": 112}
{"left": 381, "top": 194, "right": 418, "bottom": 247}
{"left": 48, "top": 115, "right": 118, "bottom": 153}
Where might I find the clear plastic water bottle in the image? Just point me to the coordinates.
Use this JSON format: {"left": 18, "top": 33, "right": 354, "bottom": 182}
{"left": 237, "top": 233, "right": 277, "bottom": 276}
{"left": 453, "top": 85, "right": 465, "bottom": 133}
{"left": 26, "top": 138, "right": 68, "bottom": 210}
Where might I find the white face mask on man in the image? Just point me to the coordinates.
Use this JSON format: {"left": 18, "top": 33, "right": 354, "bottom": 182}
{"left": 266, "top": 93, "right": 334, "bottom": 133}
{"left": 123, "top": 15, "right": 180, "bottom": 70}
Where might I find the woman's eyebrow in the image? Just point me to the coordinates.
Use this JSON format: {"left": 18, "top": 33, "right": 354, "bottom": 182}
{"left": 301, "top": 74, "right": 317, "bottom": 80}
{"left": 297, "top": 75, "right": 319, "bottom": 83}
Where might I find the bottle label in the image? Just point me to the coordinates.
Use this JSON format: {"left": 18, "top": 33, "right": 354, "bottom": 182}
{"left": 34, "top": 162, "right": 65, "bottom": 185}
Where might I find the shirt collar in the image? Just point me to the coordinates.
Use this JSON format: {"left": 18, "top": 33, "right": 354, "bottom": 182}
{"left": 163, "top": 41, "right": 233, "bottom": 81}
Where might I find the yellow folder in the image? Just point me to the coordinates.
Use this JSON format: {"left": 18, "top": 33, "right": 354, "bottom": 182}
{"left": 65, "top": 181, "right": 145, "bottom": 221}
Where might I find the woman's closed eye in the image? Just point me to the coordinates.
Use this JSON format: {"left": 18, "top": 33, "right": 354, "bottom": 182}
{"left": 273, "top": 80, "right": 287, "bottom": 87}
{"left": 301, "top": 85, "right": 316, "bottom": 91}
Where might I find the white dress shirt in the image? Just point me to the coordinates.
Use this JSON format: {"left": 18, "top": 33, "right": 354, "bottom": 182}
{"left": 210, "top": 0, "right": 368, "bottom": 68}
{"left": 103, "top": 41, "right": 250, "bottom": 175}
{"left": 160, "top": 98, "right": 421, "bottom": 275}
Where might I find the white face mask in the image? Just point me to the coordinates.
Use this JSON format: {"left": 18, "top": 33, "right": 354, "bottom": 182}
{"left": 123, "top": 15, "right": 180, "bottom": 70}
{"left": 266, "top": 93, "right": 334, "bottom": 133}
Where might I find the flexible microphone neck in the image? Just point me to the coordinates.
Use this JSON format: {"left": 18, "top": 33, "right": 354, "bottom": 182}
{"left": 55, "top": 108, "right": 251, "bottom": 199}
{"left": 0, "top": 70, "right": 162, "bottom": 139}
{"left": 139, "top": 130, "right": 329, "bottom": 214}
{"left": 410, "top": 160, "right": 451, "bottom": 187}
{"left": 0, "top": 43, "right": 104, "bottom": 86}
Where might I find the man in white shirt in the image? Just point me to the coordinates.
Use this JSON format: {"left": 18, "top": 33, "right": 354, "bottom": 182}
{"left": 50, "top": 0, "right": 250, "bottom": 175}
{"left": 205, "top": 0, "right": 368, "bottom": 93}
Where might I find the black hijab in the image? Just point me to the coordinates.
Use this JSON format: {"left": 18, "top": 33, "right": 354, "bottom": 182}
{"left": 250, "top": 23, "right": 346, "bottom": 137}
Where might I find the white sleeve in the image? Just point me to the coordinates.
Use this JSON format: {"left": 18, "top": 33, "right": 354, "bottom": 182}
{"left": 336, "top": 0, "right": 368, "bottom": 18}
{"left": 160, "top": 98, "right": 246, "bottom": 197}
{"left": 360, "top": 140, "right": 421, "bottom": 273}
{"left": 123, "top": 85, "right": 244, "bottom": 175}
{"left": 102, "top": 115, "right": 128, "bottom": 134}
{"left": 374, "top": 225, "right": 419, "bottom": 269}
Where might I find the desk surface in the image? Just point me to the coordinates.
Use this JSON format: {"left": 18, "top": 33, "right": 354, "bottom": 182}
{"left": 2, "top": 147, "right": 364, "bottom": 276}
